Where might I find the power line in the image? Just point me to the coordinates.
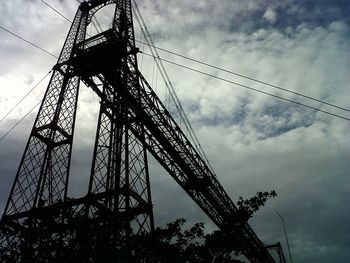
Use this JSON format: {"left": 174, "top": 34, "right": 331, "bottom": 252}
{"left": 141, "top": 51, "right": 350, "bottom": 122}
{"left": 2, "top": 22, "right": 349, "bottom": 123}
{"left": 0, "top": 71, "right": 51, "bottom": 124}
{"left": 39, "top": 0, "right": 350, "bottom": 117}
{"left": 135, "top": 40, "right": 350, "bottom": 113}
{"left": 0, "top": 100, "right": 42, "bottom": 143}
{"left": 3, "top": 2, "right": 349, "bottom": 124}
{"left": 24, "top": 0, "right": 350, "bottom": 115}
{"left": 39, "top": 0, "right": 215, "bottom": 171}
{"left": 42, "top": 0, "right": 102, "bottom": 35}
{"left": 40, "top": 0, "right": 72, "bottom": 23}
{"left": 133, "top": 1, "right": 216, "bottom": 173}
{"left": 0, "top": 26, "right": 58, "bottom": 58}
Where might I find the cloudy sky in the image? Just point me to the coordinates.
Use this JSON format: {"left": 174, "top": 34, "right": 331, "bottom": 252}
{"left": 1, "top": 0, "right": 350, "bottom": 262}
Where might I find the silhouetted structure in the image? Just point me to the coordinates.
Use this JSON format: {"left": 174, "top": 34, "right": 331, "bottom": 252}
{"left": 0, "top": 1, "right": 275, "bottom": 262}
{"left": 266, "top": 243, "right": 287, "bottom": 263}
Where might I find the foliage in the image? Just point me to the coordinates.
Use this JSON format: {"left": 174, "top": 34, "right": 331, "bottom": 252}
{"left": 236, "top": 190, "right": 277, "bottom": 221}
{"left": 0, "top": 191, "right": 276, "bottom": 262}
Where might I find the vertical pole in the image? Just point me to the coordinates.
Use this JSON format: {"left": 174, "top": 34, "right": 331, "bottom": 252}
{"left": 276, "top": 211, "right": 293, "bottom": 263}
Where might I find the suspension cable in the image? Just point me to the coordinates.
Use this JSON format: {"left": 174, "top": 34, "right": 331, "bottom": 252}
{"left": 135, "top": 39, "right": 350, "bottom": 113}
{"left": 132, "top": 0, "right": 216, "bottom": 173}
{"left": 141, "top": 52, "right": 350, "bottom": 122}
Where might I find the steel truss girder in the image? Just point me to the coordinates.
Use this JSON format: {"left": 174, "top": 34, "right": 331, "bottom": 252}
{"left": 82, "top": 59, "right": 275, "bottom": 262}
{"left": 0, "top": 6, "right": 87, "bottom": 257}
{"left": 82, "top": 0, "right": 154, "bottom": 234}
{"left": 1, "top": 0, "right": 275, "bottom": 262}
{"left": 1, "top": 0, "right": 154, "bottom": 255}
{"left": 2, "top": 6, "right": 87, "bottom": 217}
{"left": 134, "top": 74, "right": 275, "bottom": 263}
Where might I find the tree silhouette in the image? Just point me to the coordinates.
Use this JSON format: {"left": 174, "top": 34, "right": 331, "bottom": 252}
{"left": 0, "top": 191, "right": 276, "bottom": 262}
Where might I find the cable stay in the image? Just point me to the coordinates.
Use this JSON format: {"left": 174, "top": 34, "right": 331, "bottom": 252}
{"left": 135, "top": 40, "right": 350, "bottom": 113}
{"left": 1, "top": 0, "right": 349, "bottom": 147}
{"left": 140, "top": 52, "right": 350, "bottom": 122}
{"left": 0, "top": 71, "right": 50, "bottom": 142}
{"left": 27, "top": 0, "right": 350, "bottom": 115}
{"left": 41, "top": 0, "right": 72, "bottom": 23}
{"left": 132, "top": 0, "right": 216, "bottom": 173}
{"left": 0, "top": 71, "right": 51, "bottom": 124}
{"left": 0, "top": 100, "right": 42, "bottom": 143}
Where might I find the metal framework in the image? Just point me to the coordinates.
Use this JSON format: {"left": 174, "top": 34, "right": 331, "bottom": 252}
{"left": 0, "top": 0, "right": 275, "bottom": 262}
{"left": 265, "top": 243, "right": 287, "bottom": 263}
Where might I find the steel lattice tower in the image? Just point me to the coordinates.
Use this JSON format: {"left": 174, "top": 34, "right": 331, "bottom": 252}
{"left": 0, "top": 0, "right": 276, "bottom": 262}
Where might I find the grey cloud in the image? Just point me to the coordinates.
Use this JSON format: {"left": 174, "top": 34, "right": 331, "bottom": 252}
{"left": 1, "top": 1, "right": 349, "bottom": 263}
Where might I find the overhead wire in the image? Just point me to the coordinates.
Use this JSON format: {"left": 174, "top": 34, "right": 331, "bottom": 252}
{"left": 0, "top": 1, "right": 76, "bottom": 143}
{"left": 135, "top": 39, "right": 350, "bottom": 114}
{"left": 0, "top": 100, "right": 42, "bottom": 143}
{"left": 0, "top": 0, "right": 73, "bottom": 143}
{"left": 2, "top": 0, "right": 348, "bottom": 148}
{"left": 0, "top": 26, "right": 58, "bottom": 58}
{"left": 132, "top": 0, "right": 216, "bottom": 173}
{"left": 0, "top": 1, "right": 83, "bottom": 143}
{"left": 140, "top": 51, "right": 350, "bottom": 122}
{"left": 0, "top": 25, "right": 56, "bottom": 143}
{"left": 14, "top": 1, "right": 214, "bottom": 164}
{"left": 155, "top": 57, "right": 159, "bottom": 93}
{"left": 93, "top": 16, "right": 103, "bottom": 32}
{"left": 0, "top": 71, "right": 51, "bottom": 124}
{"left": 0, "top": 0, "right": 89, "bottom": 143}
{"left": 40, "top": 0, "right": 72, "bottom": 23}
{"left": 38, "top": 0, "right": 350, "bottom": 116}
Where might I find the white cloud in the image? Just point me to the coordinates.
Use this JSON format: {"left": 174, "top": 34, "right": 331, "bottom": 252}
{"left": 0, "top": 1, "right": 349, "bottom": 262}
{"left": 263, "top": 6, "right": 278, "bottom": 24}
